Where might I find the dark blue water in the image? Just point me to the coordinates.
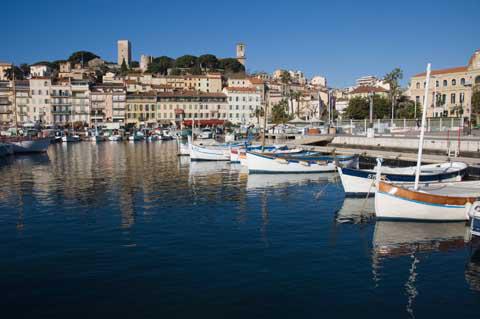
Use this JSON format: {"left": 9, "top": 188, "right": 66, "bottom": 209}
{"left": 0, "top": 141, "right": 479, "bottom": 318}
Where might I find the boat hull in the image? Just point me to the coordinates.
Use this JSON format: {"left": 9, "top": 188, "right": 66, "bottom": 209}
{"left": 9, "top": 138, "right": 51, "bottom": 153}
{"left": 247, "top": 152, "right": 357, "bottom": 174}
{"left": 339, "top": 162, "right": 467, "bottom": 195}
{"left": 375, "top": 181, "right": 473, "bottom": 221}
{"left": 190, "top": 144, "right": 230, "bottom": 161}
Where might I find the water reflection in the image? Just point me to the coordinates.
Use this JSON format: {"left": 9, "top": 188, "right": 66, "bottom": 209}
{"left": 372, "top": 221, "right": 470, "bottom": 318}
{"left": 335, "top": 197, "right": 375, "bottom": 224}
{"left": 466, "top": 241, "right": 480, "bottom": 292}
{"left": 246, "top": 173, "right": 334, "bottom": 190}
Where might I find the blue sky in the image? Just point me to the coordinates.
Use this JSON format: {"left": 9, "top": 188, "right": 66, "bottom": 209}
{"left": 1, "top": 0, "right": 478, "bottom": 87}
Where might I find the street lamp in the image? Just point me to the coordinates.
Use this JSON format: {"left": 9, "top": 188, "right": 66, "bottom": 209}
{"left": 368, "top": 91, "right": 374, "bottom": 127}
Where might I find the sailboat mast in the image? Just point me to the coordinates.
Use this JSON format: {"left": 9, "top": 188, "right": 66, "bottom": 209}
{"left": 414, "top": 63, "right": 431, "bottom": 190}
{"left": 261, "top": 84, "right": 269, "bottom": 151}
{"left": 12, "top": 64, "right": 18, "bottom": 131}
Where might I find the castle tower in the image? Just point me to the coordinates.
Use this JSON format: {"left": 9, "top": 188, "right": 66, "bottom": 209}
{"left": 236, "top": 43, "right": 246, "bottom": 67}
{"left": 117, "top": 40, "right": 132, "bottom": 66}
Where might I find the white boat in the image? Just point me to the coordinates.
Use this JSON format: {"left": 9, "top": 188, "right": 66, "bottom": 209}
{"left": 9, "top": 137, "right": 51, "bottom": 153}
{"left": 375, "top": 180, "right": 480, "bottom": 221}
{"left": 199, "top": 128, "right": 213, "bottom": 139}
{"left": 62, "top": 134, "right": 80, "bottom": 143}
{"left": 147, "top": 135, "right": 160, "bottom": 141}
{"left": 246, "top": 151, "right": 358, "bottom": 174}
{"left": 108, "top": 134, "right": 123, "bottom": 142}
{"left": 190, "top": 143, "right": 230, "bottom": 161}
{"left": 128, "top": 132, "right": 144, "bottom": 142}
{"left": 338, "top": 162, "right": 467, "bottom": 195}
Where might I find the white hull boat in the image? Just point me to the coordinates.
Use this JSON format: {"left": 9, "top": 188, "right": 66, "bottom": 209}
{"left": 375, "top": 180, "right": 480, "bottom": 221}
{"left": 108, "top": 135, "right": 123, "bottom": 142}
{"left": 338, "top": 162, "right": 467, "bottom": 195}
{"left": 9, "top": 137, "right": 51, "bottom": 153}
{"left": 190, "top": 143, "right": 230, "bottom": 161}
{"left": 246, "top": 152, "right": 358, "bottom": 174}
{"left": 62, "top": 135, "right": 80, "bottom": 143}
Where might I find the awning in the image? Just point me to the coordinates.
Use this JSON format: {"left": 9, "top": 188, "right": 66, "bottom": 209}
{"left": 182, "top": 119, "right": 225, "bottom": 126}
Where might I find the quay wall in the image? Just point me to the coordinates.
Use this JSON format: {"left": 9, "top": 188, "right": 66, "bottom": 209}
{"left": 330, "top": 136, "right": 480, "bottom": 155}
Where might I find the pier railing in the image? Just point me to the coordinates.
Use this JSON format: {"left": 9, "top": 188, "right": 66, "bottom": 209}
{"left": 334, "top": 118, "right": 464, "bottom": 136}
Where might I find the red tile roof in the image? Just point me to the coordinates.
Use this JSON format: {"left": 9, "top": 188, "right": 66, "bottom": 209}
{"left": 249, "top": 77, "right": 264, "bottom": 85}
{"left": 413, "top": 66, "right": 469, "bottom": 77}
{"left": 350, "top": 86, "right": 388, "bottom": 94}
{"left": 225, "top": 86, "right": 258, "bottom": 93}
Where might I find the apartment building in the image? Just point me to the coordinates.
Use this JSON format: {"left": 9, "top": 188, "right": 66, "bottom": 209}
{"left": 71, "top": 80, "right": 90, "bottom": 124}
{"left": 125, "top": 91, "right": 157, "bottom": 126}
{"left": 409, "top": 49, "right": 480, "bottom": 119}
{"left": 223, "top": 86, "right": 261, "bottom": 125}
{"left": 90, "top": 83, "right": 126, "bottom": 124}
{"left": 29, "top": 77, "right": 51, "bottom": 123}
{"left": 50, "top": 79, "right": 73, "bottom": 125}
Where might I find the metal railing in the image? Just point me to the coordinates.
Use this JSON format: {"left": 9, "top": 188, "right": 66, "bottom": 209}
{"left": 333, "top": 118, "right": 464, "bottom": 136}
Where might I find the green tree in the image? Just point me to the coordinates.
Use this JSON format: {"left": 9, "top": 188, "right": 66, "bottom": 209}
{"left": 174, "top": 55, "right": 198, "bottom": 68}
{"left": 169, "top": 68, "right": 182, "bottom": 76}
{"left": 255, "top": 106, "right": 264, "bottom": 125}
{"left": 271, "top": 99, "right": 291, "bottom": 124}
{"left": 120, "top": 59, "right": 128, "bottom": 75}
{"left": 472, "top": 90, "right": 480, "bottom": 124}
{"left": 383, "top": 68, "right": 403, "bottom": 118}
{"left": 280, "top": 70, "right": 292, "bottom": 84}
{"left": 218, "top": 58, "right": 245, "bottom": 74}
{"left": 3, "top": 66, "right": 24, "bottom": 80}
{"left": 19, "top": 63, "right": 30, "bottom": 77}
{"left": 372, "top": 95, "right": 391, "bottom": 119}
{"left": 68, "top": 51, "right": 99, "bottom": 65}
{"left": 148, "top": 56, "right": 174, "bottom": 75}
{"left": 130, "top": 61, "right": 140, "bottom": 68}
{"left": 344, "top": 97, "right": 369, "bottom": 119}
{"left": 198, "top": 54, "right": 219, "bottom": 70}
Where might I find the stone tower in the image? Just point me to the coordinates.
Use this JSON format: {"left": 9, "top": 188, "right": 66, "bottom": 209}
{"left": 236, "top": 43, "right": 246, "bottom": 67}
{"left": 117, "top": 40, "right": 132, "bottom": 66}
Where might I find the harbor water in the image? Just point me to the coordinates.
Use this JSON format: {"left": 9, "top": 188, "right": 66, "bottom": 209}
{"left": 0, "top": 141, "right": 479, "bottom": 318}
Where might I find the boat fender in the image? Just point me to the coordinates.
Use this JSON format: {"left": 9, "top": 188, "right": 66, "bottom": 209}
{"left": 467, "top": 201, "right": 480, "bottom": 219}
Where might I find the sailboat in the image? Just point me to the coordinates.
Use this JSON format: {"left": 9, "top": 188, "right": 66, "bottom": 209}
{"left": 374, "top": 63, "right": 480, "bottom": 221}
{"left": 7, "top": 69, "right": 51, "bottom": 153}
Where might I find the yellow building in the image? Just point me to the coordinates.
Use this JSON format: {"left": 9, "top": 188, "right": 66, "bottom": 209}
{"left": 409, "top": 49, "right": 480, "bottom": 119}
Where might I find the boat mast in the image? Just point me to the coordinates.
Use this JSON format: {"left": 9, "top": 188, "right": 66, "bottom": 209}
{"left": 414, "top": 63, "right": 431, "bottom": 190}
{"left": 12, "top": 63, "right": 18, "bottom": 132}
{"left": 261, "top": 84, "right": 269, "bottom": 151}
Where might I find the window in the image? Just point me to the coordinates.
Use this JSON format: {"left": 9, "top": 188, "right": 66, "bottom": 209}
{"left": 423, "top": 82, "right": 426, "bottom": 88}
{"left": 461, "top": 78, "right": 466, "bottom": 85}
{"left": 452, "top": 79, "right": 456, "bottom": 86}
{"left": 436, "top": 81, "right": 439, "bottom": 87}
{"left": 416, "top": 82, "right": 420, "bottom": 89}
{"left": 460, "top": 93, "right": 465, "bottom": 104}
{"left": 476, "top": 76, "right": 480, "bottom": 85}
{"left": 451, "top": 93, "right": 456, "bottom": 104}
{"left": 443, "top": 80, "right": 447, "bottom": 87}
{"left": 415, "top": 96, "right": 420, "bottom": 104}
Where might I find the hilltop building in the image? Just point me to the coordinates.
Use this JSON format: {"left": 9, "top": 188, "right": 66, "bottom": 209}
{"left": 117, "top": 40, "right": 132, "bottom": 66}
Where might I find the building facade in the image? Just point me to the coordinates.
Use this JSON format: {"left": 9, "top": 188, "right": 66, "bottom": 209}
{"left": 223, "top": 86, "right": 261, "bottom": 125}
{"left": 409, "top": 49, "right": 480, "bottom": 119}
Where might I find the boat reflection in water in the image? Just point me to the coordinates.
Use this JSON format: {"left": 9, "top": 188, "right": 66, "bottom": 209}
{"left": 335, "top": 197, "right": 375, "bottom": 224}
{"left": 246, "top": 172, "right": 335, "bottom": 191}
{"left": 372, "top": 221, "right": 470, "bottom": 317}
{"left": 465, "top": 242, "right": 480, "bottom": 292}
